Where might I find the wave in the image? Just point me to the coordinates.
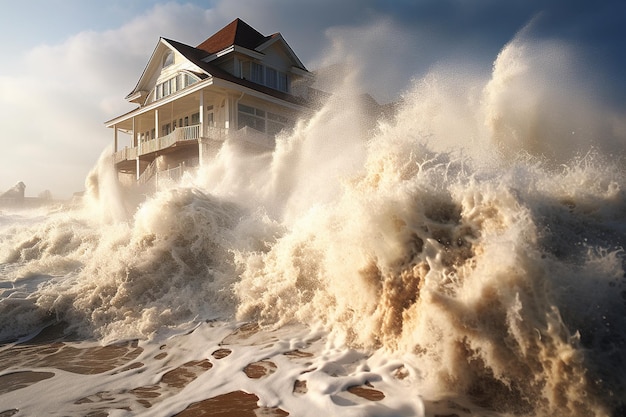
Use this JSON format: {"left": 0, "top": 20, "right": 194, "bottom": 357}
{"left": 1, "top": 31, "right": 625, "bottom": 416}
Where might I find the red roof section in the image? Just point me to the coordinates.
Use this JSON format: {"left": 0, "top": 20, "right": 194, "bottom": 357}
{"left": 196, "top": 18, "right": 273, "bottom": 54}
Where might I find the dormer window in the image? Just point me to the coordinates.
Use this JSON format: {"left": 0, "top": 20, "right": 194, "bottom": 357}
{"left": 251, "top": 62, "right": 263, "bottom": 84}
{"left": 242, "top": 61, "right": 289, "bottom": 93}
{"left": 163, "top": 51, "right": 174, "bottom": 68}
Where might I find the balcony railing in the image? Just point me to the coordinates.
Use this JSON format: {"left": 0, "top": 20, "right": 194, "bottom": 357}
{"left": 139, "top": 124, "right": 201, "bottom": 156}
{"left": 113, "top": 125, "right": 228, "bottom": 163}
{"left": 113, "top": 146, "right": 138, "bottom": 164}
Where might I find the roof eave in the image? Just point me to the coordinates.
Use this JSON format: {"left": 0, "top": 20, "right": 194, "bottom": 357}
{"left": 203, "top": 45, "right": 265, "bottom": 63}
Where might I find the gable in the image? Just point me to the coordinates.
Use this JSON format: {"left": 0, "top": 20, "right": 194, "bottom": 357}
{"left": 126, "top": 39, "right": 206, "bottom": 104}
{"left": 255, "top": 34, "right": 306, "bottom": 71}
{"left": 260, "top": 41, "right": 299, "bottom": 72}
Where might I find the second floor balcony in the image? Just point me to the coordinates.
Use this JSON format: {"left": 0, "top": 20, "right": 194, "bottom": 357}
{"left": 113, "top": 124, "right": 228, "bottom": 164}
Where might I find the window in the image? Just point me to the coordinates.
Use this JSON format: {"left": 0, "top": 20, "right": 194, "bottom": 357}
{"left": 266, "top": 68, "right": 278, "bottom": 89}
{"left": 238, "top": 104, "right": 265, "bottom": 132}
{"left": 184, "top": 73, "right": 199, "bottom": 87}
{"left": 206, "top": 105, "right": 215, "bottom": 127}
{"left": 153, "top": 73, "right": 199, "bottom": 102}
{"left": 238, "top": 104, "right": 291, "bottom": 136}
{"left": 277, "top": 72, "right": 288, "bottom": 92}
{"left": 267, "top": 112, "right": 290, "bottom": 136}
{"left": 163, "top": 51, "right": 174, "bottom": 68}
{"left": 251, "top": 62, "right": 264, "bottom": 84}
{"left": 162, "top": 123, "right": 172, "bottom": 136}
{"left": 245, "top": 62, "right": 289, "bottom": 92}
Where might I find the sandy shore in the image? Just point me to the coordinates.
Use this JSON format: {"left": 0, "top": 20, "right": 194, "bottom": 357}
{"left": 0, "top": 323, "right": 397, "bottom": 417}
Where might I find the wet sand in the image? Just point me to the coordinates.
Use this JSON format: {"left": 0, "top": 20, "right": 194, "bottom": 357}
{"left": 0, "top": 323, "right": 396, "bottom": 417}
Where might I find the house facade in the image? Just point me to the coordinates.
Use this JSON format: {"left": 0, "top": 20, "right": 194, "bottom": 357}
{"left": 105, "top": 18, "right": 315, "bottom": 186}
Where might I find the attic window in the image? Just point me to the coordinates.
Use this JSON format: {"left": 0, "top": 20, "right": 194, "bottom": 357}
{"left": 163, "top": 51, "right": 174, "bottom": 68}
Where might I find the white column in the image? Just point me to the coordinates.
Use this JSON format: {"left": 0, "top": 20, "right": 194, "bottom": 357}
{"left": 131, "top": 117, "right": 135, "bottom": 149}
{"left": 155, "top": 108, "right": 160, "bottom": 138}
{"left": 199, "top": 89, "right": 205, "bottom": 135}
{"left": 224, "top": 96, "right": 230, "bottom": 129}
{"left": 114, "top": 125, "right": 118, "bottom": 152}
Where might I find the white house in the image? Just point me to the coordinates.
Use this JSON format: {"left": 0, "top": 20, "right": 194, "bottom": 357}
{"left": 105, "top": 18, "right": 315, "bottom": 186}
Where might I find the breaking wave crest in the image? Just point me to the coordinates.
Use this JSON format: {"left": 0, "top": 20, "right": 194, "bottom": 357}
{"left": 1, "top": 33, "right": 625, "bottom": 416}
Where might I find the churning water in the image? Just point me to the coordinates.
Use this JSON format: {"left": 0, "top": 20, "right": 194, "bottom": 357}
{"left": 1, "top": 35, "right": 625, "bottom": 416}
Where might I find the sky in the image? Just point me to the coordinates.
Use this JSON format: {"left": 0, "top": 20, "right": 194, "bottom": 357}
{"left": 0, "top": 0, "right": 624, "bottom": 198}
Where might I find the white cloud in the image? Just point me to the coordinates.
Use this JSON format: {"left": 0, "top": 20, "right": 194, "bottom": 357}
{"left": 0, "top": 3, "right": 219, "bottom": 198}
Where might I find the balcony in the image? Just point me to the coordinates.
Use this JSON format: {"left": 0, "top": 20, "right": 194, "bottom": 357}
{"left": 113, "top": 125, "right": 228, "bottom": 163}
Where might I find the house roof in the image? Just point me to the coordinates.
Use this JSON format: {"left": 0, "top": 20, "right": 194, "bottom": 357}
{"left": 123, "top": 18, "right": 311, "bottom": 109}
{"left": 196, "top": 18, "right": 275, "bottom": 54}
{"left": 196, "top": 18, "right": 306, "bottom": 70}
{"left": 163, "top": 37, "right": 309, "bottom": 106}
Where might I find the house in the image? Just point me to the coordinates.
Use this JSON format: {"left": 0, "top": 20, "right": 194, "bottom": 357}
{"left": 0, "top": 182, "right": 25, "bottom": 206}
{"left": 105, "top": 18, "right": 315, "bottom": 186}
{"left": 0, "top": 182, "right": 55, "bottom": 208}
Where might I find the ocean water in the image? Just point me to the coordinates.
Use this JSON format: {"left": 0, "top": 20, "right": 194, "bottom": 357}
{"left": 1, "top": 37, "right": 625, "bottom": 417}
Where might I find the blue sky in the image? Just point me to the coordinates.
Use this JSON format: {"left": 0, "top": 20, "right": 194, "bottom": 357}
{"left": 1, "top": 0, "right": 624, "bottom": 198}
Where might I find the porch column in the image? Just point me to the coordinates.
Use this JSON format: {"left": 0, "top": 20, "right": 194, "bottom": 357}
{"left": 198, "top": 90, "right": 205, "bottom": 166}
{"left": 224, "top": 96, "right": 230, "bottom": 129}
{"left": 131, "top": 117, "right": 135, "bottom": 149}
{"left": 199, "top": 89, "right": 205, "bottom": 135}
{"left": 113, "top": 125, "right": 118, "bottom": 153}
{"left": 155, "top": 108, "right": 160, "bottom": 139}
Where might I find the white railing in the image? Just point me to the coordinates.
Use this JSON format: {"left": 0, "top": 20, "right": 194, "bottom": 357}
{"left": 181, "top": 124, "right": 201, "bottom": 140}
{"left": 113, "top": 125, "right": 231, "bottom": 163}
{"left": 205, "top": 125, "right": 229, "bottom": 141}
{"left": 113, "top": 146, "right": 138, "bottom": 164}
{"left": 232, "top": 126, "right": 274, "bottom": 149}
{"left": 155, "top": 162, "right": 199, "bottom": 189}
{"left": 137, "top": 159, "right": 158, "bottom": 185}
{"left": 156, "top": 166, "right": 183, "bottom": 184}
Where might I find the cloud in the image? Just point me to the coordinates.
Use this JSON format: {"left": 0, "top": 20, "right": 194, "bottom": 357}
{"left": 0, "top": 3, "right": 217, "bottom": 198}
{"left": 1, "top": 0, "right": 624, "bottom": 198}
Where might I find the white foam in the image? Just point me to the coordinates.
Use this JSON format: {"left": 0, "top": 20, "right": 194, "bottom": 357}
{"left": 1, "top": 28, "right": 625, "bottom": 416}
